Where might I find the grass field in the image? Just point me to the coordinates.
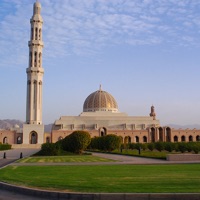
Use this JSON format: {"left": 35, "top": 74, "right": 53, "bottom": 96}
{"left": 0, "top": 164, "right": 200, "bottom": 193}
{"left": 17, "top": 155, "right": 115, "bottom": 163}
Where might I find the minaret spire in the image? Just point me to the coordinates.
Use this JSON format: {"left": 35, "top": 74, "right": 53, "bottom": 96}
{"left": 26, "top": 1, "right": 44, "bottom": 125}
{"left": 150, "top": 105, "right": 156, "bottom": 120}
{"left": 23, "top": 1, "right": 44, "bottom": 144}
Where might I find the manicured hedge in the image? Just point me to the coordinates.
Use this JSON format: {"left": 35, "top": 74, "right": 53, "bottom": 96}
{"left": 61, "top": 131, "right": 91, "bottom": 154}
{"left": 90, "top": 134, "right": 122, "bottom": 151}
{"left": 39, "top": 143, "right": 61, "bottom": 156}
{"left": 0, "top": 144, "right": 12, "bottom": 151}
{"left": 126, "top": 142, "right": 200, "bottom": 154}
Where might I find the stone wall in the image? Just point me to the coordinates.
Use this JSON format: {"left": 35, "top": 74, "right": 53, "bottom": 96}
{"left": 167, "top": 154, "right": 200, "bottom": 161}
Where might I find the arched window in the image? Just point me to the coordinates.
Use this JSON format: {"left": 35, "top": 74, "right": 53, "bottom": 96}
{"left": 196, "top": 135, "right": 200, "bottom": 141}
{"left": 17, "top": 136, "right": 22, "bottom": 144}
{"left": 124, "top": 136, "right": 131, "bottom": 144}
{"left": 29, "top": 51, "right": 32, "bottom": 66}
{"left": 30, "top": 132, "right": 37, "bottom": 144}
{"left": 34, "top": 51, "right": 37, "bottom": 67}
{"left": 166, "top": 127, "right": 171, "bottom": 142}
{"left": 3, "top": 137, "right": 8, "bottom": 144}
{"left": 174, "top": 136, "right": 178, "bottom": 142}
{"left": 181, "top": 135, "right": 185, "bottom": 142}
{"left": 35, "top": 27, "right": 38, "bottom": 40}
{"left": 189, "top": 135, "right": 193, "bottom": 142}
{"left": 159, "top": 127, "right": 163, "bottom": 142}
{"left": 135, "top": 136, "right": 139, "bottom": 143}
{"left": 99, "top": 127, "right": 107, "bottom": 137}
{"left": 119, "top": 136, "right": 123, "bottom": 143}
{"left": 150, "top": 127, "right": 156, "bottom": 142}
{"left": 39, "top": 53, "right": 42, "bottom": 67}
{"left": 143, "top": 136, "right": 147, "bottom": 143}
{"left": 39, "top": 29, "right": 41, "bottom": 40}
{"left": 31, "top": 28, "right": 33, "bottom": 40}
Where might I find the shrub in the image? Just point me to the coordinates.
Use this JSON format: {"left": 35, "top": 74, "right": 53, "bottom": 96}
{"left": 192, "top": 144, "right": 200, "bottom": 154}
{"left": 90, "top": 134, "right": 122, "bottom": 152}
{"left": 186, "top": 142, "right": 193, "bottom": 152}
{"left": 141, "top": 143, "right": 148, "bottom": 151}
{"left": 62, "top": 131, "right": 91, "bottom": 154}
{"left": 39, "top": 143, "right": 61, "bottom": 156}
{"left": 104, "top": 134, "right": 122, "bottom": 151}
{"left": 0, "top": 144, "right": 12, "bottom": 151}
{"left": 164, "top": 142, "right": 174, "bottom": 152}
{"left": 178, "top": 142, "right": 187, "bottom": 153}
{"left": 129, "top": 143, "right": 136, "bottom": 150}
{"left": 147, "top": 143, "right": 155, "bottom": 151}
{"left": 135, "top": 143, "right": 143, "bottom": 150}
{"left": 155, "top": 142, "right": 165, "bottom": 152}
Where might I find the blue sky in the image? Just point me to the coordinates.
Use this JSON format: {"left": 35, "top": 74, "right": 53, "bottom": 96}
{"left": 0, "top": 0, "right": 200, "bottom": 126}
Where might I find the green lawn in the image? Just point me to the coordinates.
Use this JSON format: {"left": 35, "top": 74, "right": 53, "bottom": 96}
{"left": 17, "top": 155, "right": 115, "bottom": 163}
{"left": 0, "top": 164, "right": 200, "bottom": 193}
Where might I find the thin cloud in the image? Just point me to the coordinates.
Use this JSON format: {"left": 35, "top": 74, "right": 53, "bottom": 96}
{"left": 0, "top": 0, "right": 200, "bottom": 69}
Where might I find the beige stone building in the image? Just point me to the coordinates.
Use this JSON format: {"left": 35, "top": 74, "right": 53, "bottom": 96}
{"left": 1, "top": 1, "right": 200, "bottom": 146}
{"left": 51, "top": 87, "right": 200, "bottom": 144}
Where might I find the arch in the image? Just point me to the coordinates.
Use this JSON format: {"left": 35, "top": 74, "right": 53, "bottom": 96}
{"left": 158, "top": 127, "right": 163, "bottom": 142}
{"left": 196, "top": 135, "right": 200, "bottom": 141}
{"left": 181, "top": 135, "right": 185, "bottom": 142}
{"left": 150, "top": 127, "right": 156, "bottom": 142}
{"left": 58, "top": 136, "right": 63, "bottom": 141}
{"left": 17, "top": 136, "right": 22, "bottom": 144}
{"left": 124, "top": 136, "right": 131, "bottom": 144}
{"left": 31, "top": 28, "right": 33, "bottom": 40}
{"left": 166, "top": 127, "right": 171, "bottom": 142}
{"left": 35, "top": 27, "right": 38, "bottom": 40}
{"left": 143, "top": 136, "right": 147, "bottom": 143}
{"left": 189, "top": 135, "right": 193, "bottom": 142}
{"left": 29, "top": 51, "right": 32, "bottom": 66}
{"left": 39, "top": 28, "right": 41, "bottom": 40}
{"left": 118, "top": 136, "right": 123, "bottom": 143}
{"left": 39, "top": 52, "right": 42, "bottom": 67}
{"left": 99, "top": 127, "right": 107, "bottom": 137}
{"left": 135, "top": 136, "right": 139, "bottom": 143}
{"left": 34, "top": 51, "right": 37, "bottom": 67}
{"left": 174, "top": 135, "right": 178, "bottom": 142}
{"left": 46, "top": 137, "right": 50, "bottom": 143}
{"left": 3, "top": 137, "right": 8, "bottom": 144}
{"left": 30, "top": 132, "right": 37, "bottom": 144}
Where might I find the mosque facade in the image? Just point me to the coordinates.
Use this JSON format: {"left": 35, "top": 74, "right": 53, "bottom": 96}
{"left": 1, "top": 2, "right": 200, "bottom": 146}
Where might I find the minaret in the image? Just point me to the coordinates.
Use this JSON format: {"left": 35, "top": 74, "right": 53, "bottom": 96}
{"left": 26, "top": 1, "right": 44, "bottom": 124}
{"left": 150, "top": 105, "right": 156, "bottom": 120}
{"left": 23, "top": 1, "right": 44, "bottom": 144}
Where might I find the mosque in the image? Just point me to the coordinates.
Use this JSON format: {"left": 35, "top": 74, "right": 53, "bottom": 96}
{"left": 1, "top": 2, "right": 200, "bottom": 147}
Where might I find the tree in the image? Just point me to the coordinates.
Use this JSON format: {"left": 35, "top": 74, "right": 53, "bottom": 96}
{"left": 62, "top": 131, "right": 91, "bottom": 154}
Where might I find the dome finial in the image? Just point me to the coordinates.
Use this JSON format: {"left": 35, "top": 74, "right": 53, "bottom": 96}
{"left": 99, "top": 84, "right": 102, "bottom": 91}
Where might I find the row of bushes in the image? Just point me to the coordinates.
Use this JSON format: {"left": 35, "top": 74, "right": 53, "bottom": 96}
{"left": 0, "top": 144, "right": 12, "bottom": 151}
{"left": 89, "top": 134, "right": 122, "bottom": 151}
{"left": 125, "top": 142, "right": 200, "bottom": 154}
{"left": 39, "top": 131, "right": 91, "bottom": 156}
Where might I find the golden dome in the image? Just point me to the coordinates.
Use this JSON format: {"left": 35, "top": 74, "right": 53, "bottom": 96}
{"left": 83, "top": 86, "right": 118, "bottom": 112}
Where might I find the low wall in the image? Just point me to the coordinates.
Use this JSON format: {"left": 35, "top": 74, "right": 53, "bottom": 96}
{"left": 167, "top": 154, "right": 200, "bottom": 161}
{"left": 0, "top": 182, "right": 200, "bottom": 200}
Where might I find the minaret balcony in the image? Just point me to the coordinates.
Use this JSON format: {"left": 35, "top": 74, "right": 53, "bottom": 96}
{"left": 26, "top": 67, "right": 44, "bottom": 74}
{"left": 28, "top": 40, "right": 44, "bottom": 47}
